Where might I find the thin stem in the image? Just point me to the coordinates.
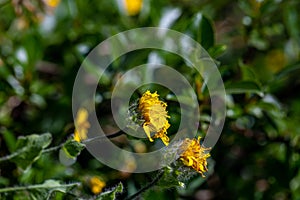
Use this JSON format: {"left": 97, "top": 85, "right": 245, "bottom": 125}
{"left": 0, "top": 143, "right": 64, "bottom": 163}
{"left": 41, "top": 143, "right": 64, "bottom": 154}
{"left": 0, "top": 149, "right": 25, "bottom": 162}
{"left": 0, "top": 130, "right": 125, "bottom": 162}
{"left": 0, "top": 182, "right": 80, "bottom": 193}
{"left": 125, "top": 170, "right": 164, "bottom": 200}
{"left": 83, "top": 129, "right": 126, "bottom": 144}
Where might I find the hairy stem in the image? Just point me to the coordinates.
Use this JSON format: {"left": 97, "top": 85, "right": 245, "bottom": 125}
{"left": 125, "top": 170, "right": 164, "bottom": 200}
{"left": 41, "top": 143, "right": 64, "bottom": 153}
{"left": 83, "top": 129, "right": 126, "bottom": 144}
{"left": 0, "top": 130, "right": 125, "bottom": 162}
{"left": 0, "top": 182, "right": 80, "bottom": 193}
{"left": 0, "top": 149, "right": 25, "bottom": 162}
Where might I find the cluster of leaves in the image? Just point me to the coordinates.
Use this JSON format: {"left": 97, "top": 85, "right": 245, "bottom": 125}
{"left": 0, "top": 0, "right": 300, "bottom": 199}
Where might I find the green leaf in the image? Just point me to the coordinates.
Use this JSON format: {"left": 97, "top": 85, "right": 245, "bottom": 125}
{"left": 283, "top": 2, "right": 300, "bottom": 39}
{"left": 239, "top": 61, "right": 260, "bottom": 83}
{"left": 1, "top": 129, "right": 17, "bottom": 152}
{"left": 36, "top": 180, "right": 78, "bottom": 199}
{"left": 273, "top": 62, "right": 300, "bottom": 81}
{"left": 0, "top": 180, "right": 79, "bottom": 199}
{"left": 225, "top": 81, "right": 264, "bottom": 96}
{"left": 157, "top": 167, "right": 184, "bottom": 188}
{"left": 208, "top": 44, "right": 227, "bottom": 58}
{"left": 11, "top": 133, "right": 52, "bottom": 170}
{"left": 25, "top": 180, "right": 78, "bottom": 200}
{"left": 177, "top": 159, "right": 215, "bottom": 196}
{"left": 62, "top": 139, "right": 85, "bottom": 158}
{"left": 191, "top": 13, "right": 215, "bottom": 50}
{"left": 96, "top": 182, "right": 123, "bottom": 200}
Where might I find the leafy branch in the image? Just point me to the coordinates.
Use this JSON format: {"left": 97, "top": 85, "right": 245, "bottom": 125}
{"left": 0, "top": 130, "right": 126, "bottom": 164}
{"left": 0, "top": 181, "right": 79, "bottom": 193}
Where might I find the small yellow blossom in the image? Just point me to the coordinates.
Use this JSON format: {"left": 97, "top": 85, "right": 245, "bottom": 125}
{"left": 121, "top": 154, "right": 137, "bottom": 173}
{"left": 265, "top": 49, "right": 286, "bottom": 73}
{"left": 74, "top": 108, "right": 90, "bottom": 142}
{"left": 138, "top": 90, "right": 170, "bottom": 146}
{"left": 45, "top": 0, "right": 60, "bottom": 8}
{"left": 90, "top": 177, "right": 106, "bottom": 194}
{"left": 180, "top": 137, "right": 210, "bottom": 177}
{"left": 123, "top": 0, "right": 143, "bottom": 16}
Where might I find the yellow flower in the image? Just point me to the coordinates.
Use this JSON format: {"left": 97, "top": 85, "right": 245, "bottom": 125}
{"left": 123, "top": 0, "right": 143, "bottom": 16}
{"left": 45, "top": 0, "right": 60, "bottom": 7}
{"left": 90, "top": 176, "right": 106, "bottom": 194}
{"left": 265, "top": 49, "right": 286, "bottom": 73}
{"left": 180, "top": 137, "right": 210, "bottom": 177}
{"left": 138, "top": 90, "right": 170, "bottom": 146}
{"left": 74, "top": 108, "right": 90, "bottom": 142}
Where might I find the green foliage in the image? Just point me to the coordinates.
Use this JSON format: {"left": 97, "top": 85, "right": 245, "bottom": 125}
{"left": 62, "top": 139, "right": 85, "bottom": 158}
{"left": 0, "top": 180, "right": 79, "bottom": 200}
{"left": 0, "top": 0, "right": 300, "bottom": 199}
{"left": 157, "top": 166, "right": 185, "bottom": 188}
{"left": 10, "top": 133, "right": 52, "bottom": 170}
{"left": 225, "top": 81, "right": 263, "bottom": 96}
{"left": 96, "top": 182, "right": 123, "bottom": 200}
{"left": 190, "top": 13, "right": 215, "bottom": 50}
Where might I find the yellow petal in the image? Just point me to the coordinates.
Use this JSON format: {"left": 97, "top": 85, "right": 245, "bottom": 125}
{"left": 74, "top": 130, "right": 80, "bottom": 142}
{"left": 187, "top": 156, "right": 194, "bottom": 166}
{"left": 143, "top": 124, "right": 153, "bottom": 142}
{"left": 160, "top": 134, "right": 169, "bottom": 146}
{"left": 76, "top": 108, "right": 89, "bottom": 124}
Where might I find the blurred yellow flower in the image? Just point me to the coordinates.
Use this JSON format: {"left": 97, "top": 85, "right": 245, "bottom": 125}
{"left": 265, "top": 49, "right": 286, "bottom": 73}
{"left": 138, "top": 90, "right": 170, "bottom": 146}
{"left": 121, "top": 154, "right": 137, "bottom": 173}
{"left": 180, "top": 137, "right": 210, "bottom": 177}
{"left": 90, "top": 176, "right": 106, "bottom": 194}
{"left": 45, "top": 0, "right": 60, "bottom": 7}
{"left": 74, "top": 108, "right": 90, "bottom": 142}
{"left": 123, "top": 0, "right": 143, "bottom": 16}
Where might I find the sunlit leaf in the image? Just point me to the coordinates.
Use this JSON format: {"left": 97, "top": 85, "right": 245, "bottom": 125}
{"left": 225, "top": 81, "right": 263, "bottom": 96}
{"left": 273, "top": 62, "right": 300, "bottom": 81}
{"left": 11, "top": 133, "right": 52, "bottom": 170}
{"left": 191, "top": 12, "right": 214, "bottom": 50}
{"left": 157, "top": 167, "right": 184, "bottom": 188}
{"left": 17, "top": 180, "right": 79, "bottom": 200}
{"left": 208, "top": 44, "right": 227, "bottom": 58}
{"left": 96, "top": 182, "right": 123, "bottom": 200}
{"left": 284, "top": 2, "right": 300, "bottom": 39}
{"left": 62, "top": 139, "right": 85, "bottom": 158}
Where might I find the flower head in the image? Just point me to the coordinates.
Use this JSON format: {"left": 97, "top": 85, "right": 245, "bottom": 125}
{"left": 45, "top": 0, "right": 60, "bottom": 8}
{"left": 123, "top": 0, "right": 143, "bottom": 16}
{"left": 74, "top": 108, "right": 90, "bottom": 142}
{"left": 180, "top": 137, "right": 210, "bottom": 177}
{"left": 89, "top": 176, "right": 106, "bottom": 194}
{"left": 138, "top": 90, "right": 170, "bottom": 146}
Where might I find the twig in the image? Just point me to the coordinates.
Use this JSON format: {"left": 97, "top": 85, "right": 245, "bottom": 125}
{"left": 41, "top": 143, "right": 64, "bottom": 153}
{"left": 0, "top": 130, "right": 125, "bottom": 162}
{"left": 0, "top": 182, "right": 80, "bottom": 193}
{"left": 0, "top": 149, "right": 26, "bottom": 162}
{"left": 124, "top": 170, "right": 164, "bottom": 200}
{"left": 83, "top": 129, "right": 126, "bottom": 144}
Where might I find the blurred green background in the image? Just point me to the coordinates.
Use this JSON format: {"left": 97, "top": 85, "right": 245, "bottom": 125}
{"left": 0, "top": 0, "right": 300, "bottom": 199}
